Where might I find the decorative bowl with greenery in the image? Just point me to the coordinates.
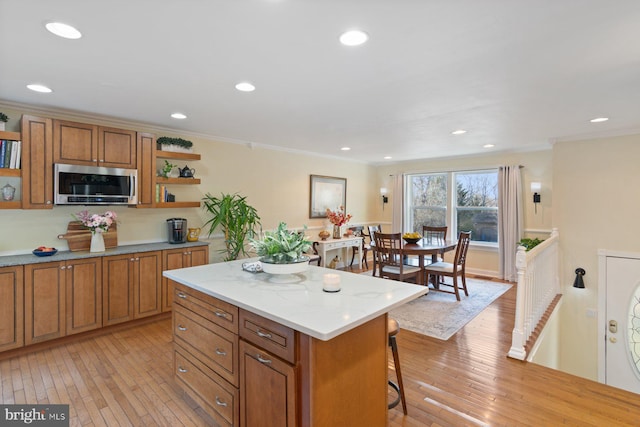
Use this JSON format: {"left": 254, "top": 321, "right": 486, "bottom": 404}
{"left": 250, "top": 222, "right": 311, "bottom": 264}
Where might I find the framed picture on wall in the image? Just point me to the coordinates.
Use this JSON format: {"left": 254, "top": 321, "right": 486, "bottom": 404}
{"left": 309, "top": 175, "right": 347, "bottom": 218}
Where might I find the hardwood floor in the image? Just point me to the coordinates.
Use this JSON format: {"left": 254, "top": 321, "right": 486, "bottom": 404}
{"left": 1, "top": 267, "right": 639, "bottom": 426}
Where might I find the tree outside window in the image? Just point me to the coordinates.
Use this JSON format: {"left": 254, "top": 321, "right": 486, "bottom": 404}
{"left": 455, "top": 171, "right": 498, "bottom": 243}
{"left": 406, "top": 170, "right": 498, "bottom": 245}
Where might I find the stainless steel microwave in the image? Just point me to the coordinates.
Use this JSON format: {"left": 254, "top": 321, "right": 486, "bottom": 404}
{"left": 54, "top": 163, "right": 138, "bottom": 205}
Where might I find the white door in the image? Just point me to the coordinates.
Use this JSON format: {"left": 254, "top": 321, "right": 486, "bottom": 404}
{"left": 605, "top": 256, "right": 640, "bottom": 393}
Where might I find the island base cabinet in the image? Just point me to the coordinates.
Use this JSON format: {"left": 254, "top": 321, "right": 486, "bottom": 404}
{"left": 162, "top": 246, "right": 209, "bottom": 312}
{"left": 239, "top": 340, "right": 296, "bottom": 427}
{"left": 0, "top": 266, "right": 24, "bottom": 352}
{"left": 175, "top": 347, "right": 239, "bottom": 427}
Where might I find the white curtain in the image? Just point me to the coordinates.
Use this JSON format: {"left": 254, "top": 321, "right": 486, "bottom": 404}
{"left": 498, "top": 165, "right": 523, "bottom": 281}
{"left": 391, "top": 174, "right": 403, "bottom": 233}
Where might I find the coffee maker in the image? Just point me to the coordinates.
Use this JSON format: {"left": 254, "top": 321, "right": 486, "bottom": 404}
{"left": 167, "top": 218, "right": 187, "bottom": 244}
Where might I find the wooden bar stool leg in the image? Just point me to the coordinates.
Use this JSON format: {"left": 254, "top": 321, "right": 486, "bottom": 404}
{"left": 388, "top": 319, "right": 408, "bottom": 415}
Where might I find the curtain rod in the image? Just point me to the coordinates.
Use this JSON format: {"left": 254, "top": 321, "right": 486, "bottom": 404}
{"left": 396, "top": 165, "right": 523, "bottom": 175}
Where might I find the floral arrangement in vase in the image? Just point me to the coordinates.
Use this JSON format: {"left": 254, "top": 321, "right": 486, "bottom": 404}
{"left": 74, "top": 210, "right": 117, "bottom": 234}
{"left": 326, "top": 206, "right": 352, "bottom": 239}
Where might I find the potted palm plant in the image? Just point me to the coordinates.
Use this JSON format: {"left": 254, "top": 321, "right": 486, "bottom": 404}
{"left": 202, "top": 193, "right": 261, "bottom": 261}
{"left": 250, "top": 222, "right": 312, "bottom": 274}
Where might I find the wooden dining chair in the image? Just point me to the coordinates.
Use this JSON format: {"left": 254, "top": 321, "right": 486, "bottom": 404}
{"left": 367, "top": 225, "right": 381, "bottom": 275}
{"left": 423, "top": 231, "right": 471, "bottom": 301}
{"left": 348, "top": 226, "right": 368, "bottom": 268}
{"left": 373, "top": 232, "right": 421, "bottom": 283}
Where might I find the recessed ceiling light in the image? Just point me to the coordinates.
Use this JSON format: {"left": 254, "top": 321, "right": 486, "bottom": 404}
{"left": 384, "top": 156, "right": 392, "bottom": 160}
{"left": 235, "top": 82, "right": 255, "bottom": 92}
{"left": 27, "top": 84, "right": 52, "bottom": 93}
{"left": 45, "top": 22, "right": 82, "bottom": 39}
{"left": 590, "top": 117, "right": 609, "bottom": 123}
{"left": 483, "top": 144, "right": 495, "bottom": 148}
{"left": 341, "top": 147, "right": 351, "bottom": 151}
{"left": 451, "top": 129, "right": 467, "bottom": 135}
{"left": 339, "top": 30, "right": 369, "bottom": 46}
{"left": 171, "top": 113, "right": 187, "bottom": 119}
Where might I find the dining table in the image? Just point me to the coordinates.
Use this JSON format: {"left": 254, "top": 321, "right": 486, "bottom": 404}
{"left": 371, "top": 238, "right": 458, "bottom": 287}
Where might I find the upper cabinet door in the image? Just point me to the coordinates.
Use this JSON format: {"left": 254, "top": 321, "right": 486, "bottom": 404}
{"left": 53, "top": 120, "right": 137, "bottom": 169}
{"left": 98, "top": 126, "right": 136, "bottom": 169}
{"left": 53, "top": 119, "right": 98, "bottom": 166}
{"left": 21, "top": 115, "right": 54, "bottom": 209}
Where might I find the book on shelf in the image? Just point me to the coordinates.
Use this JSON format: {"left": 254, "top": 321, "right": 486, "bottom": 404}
{"left": 0, "top": 140, "right": 22, "bottom": 169}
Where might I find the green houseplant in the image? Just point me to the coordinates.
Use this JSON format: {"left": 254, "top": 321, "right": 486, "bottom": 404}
{"left": 157, "top": 136, "right": 193, "bottom": 153}
{"left": 517, "top": 237, "right": 544, "bottom": 251}
{"left": 202, "top": 193, "right": 261, "bottom": 261}
{"left": 0, "top": 112, "right": 7, "bottom": 131}
{"left": 250, "top": 222, "right": 311, "bottom": 264}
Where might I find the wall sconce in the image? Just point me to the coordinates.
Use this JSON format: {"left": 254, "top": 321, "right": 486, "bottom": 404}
{"left": 573, "top": 268, "right": 586, "bottom": 288}
{"left": 530, "top": 182, "right": 541, "bottom": 213}
{"left": 380, "top": 187, "right": 388, "bottom": 210}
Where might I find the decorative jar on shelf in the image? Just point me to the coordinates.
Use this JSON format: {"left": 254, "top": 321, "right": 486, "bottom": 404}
{"left": 2, "top": 183, "right": 16, "bottom": 201}
{"left": 318, "top": 230, "right": 330, "bottom": 241}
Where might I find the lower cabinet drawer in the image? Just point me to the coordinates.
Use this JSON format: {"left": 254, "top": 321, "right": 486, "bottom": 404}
{"left": 174, "top": 305, "right": 239, "bottom": 386}
{"left": 239, "top": 309, "right": 297, "bottom": 364}
{"left": 175, "top": 347, "right": 238, "bottom": 427}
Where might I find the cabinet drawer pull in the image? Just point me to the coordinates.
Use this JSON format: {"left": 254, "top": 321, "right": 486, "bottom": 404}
{"left": 214, "top": 310, "right": 227, "bottom": 318}
{"left": 215, "top": 348, "right": 227, "bottom": 356}
{"left": 177, "top": 292, "right": 187, "bottom": 299}
{"left": 177, "top": 325, "right": 187, "bottom": 331}
{"left": 256, "top": 354, "right": 272, "bottom": 364}
{"left": 178, "top": 366, "right": 187, "bottom": 373}
{"left": 256, "top": 329, "right": 272, "bottom": 339}
{"left": 215, "top": 397, "right": 228, "bottom": 407}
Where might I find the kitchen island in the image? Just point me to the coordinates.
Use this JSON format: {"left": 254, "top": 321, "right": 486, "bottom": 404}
{"left": 163, "top": 259, "right": 428, "bottom": 427}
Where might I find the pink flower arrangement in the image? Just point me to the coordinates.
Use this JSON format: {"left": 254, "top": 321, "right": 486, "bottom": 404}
{"left": 75, "top": 210, "right": 117, "bottom": 233}
{"left": 326, "top": 206, "right": 352, "bottom": 226}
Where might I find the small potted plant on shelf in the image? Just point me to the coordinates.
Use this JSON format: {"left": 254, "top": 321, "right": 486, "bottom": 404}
{"left": 250, "top": 222, "right": 312, "bottom": 274}
{"left": 157, "top": 136, "right": 193, "bottom": 153}
{"left": 160, "top": 160, "right": 177, "bottom": 178}
{"left": 0, "top": 112, "right": 8, "bottom": 131}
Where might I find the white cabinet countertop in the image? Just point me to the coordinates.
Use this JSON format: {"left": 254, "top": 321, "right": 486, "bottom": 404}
{"left": 163, "top": 258, "right": 428, "bottom": 341}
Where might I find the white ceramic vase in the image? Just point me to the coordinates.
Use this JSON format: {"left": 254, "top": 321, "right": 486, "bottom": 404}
{"left": 90, "top": 230, "right": 106, "bottom": 252}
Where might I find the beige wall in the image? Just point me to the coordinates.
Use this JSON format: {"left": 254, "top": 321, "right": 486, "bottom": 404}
{"left": 0, "top": 103, "right": 376, "bottom": 263}
{"left": 373, "top": 150, "right": 554, "bottom": 276}
{"left": 553, "top": 134, "right": 640, "bottom": 380}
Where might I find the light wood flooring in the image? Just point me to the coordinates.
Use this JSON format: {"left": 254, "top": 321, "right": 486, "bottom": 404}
{"left": 1, "top": 268, "right": 639, "bottom": 426}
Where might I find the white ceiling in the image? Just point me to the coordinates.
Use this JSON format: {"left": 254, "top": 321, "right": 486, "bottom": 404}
{"left": 1, "top": 0, "right": 640, "bottom": 164}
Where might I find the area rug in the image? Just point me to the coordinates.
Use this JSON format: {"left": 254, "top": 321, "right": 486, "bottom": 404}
{"left": 360, "top": 272, "right": 512, "bottom": 340}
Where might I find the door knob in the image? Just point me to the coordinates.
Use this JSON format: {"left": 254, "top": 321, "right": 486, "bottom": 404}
{"left": 610, "top": 337, "right": 617, "bottom": 343}
{"left": 609, "top": 320, "right": 618, "bottom": 333}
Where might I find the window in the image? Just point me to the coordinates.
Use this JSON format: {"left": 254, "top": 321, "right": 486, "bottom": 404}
{"left": 405, "top": 169, "right": 498, "bottom": 245}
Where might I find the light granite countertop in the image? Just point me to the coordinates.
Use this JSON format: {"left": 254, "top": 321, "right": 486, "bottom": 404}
{"left": 0, "top": 241, "right": 210, "bottom": 267}
{"left": 163, "top": 258, "right": 428, "bottom": 341}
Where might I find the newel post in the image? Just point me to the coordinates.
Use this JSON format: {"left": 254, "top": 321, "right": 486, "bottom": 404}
{"left": 508, "top": 245, "right": 528, "bottom": 360}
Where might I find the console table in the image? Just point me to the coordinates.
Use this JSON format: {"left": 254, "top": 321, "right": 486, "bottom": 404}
{"left": 314, "top": 236, "right": 362, "bottom": 268}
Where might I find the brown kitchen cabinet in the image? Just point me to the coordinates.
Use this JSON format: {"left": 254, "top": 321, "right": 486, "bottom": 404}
{"left": 172, "top": 283, "right": 387, "bottom": 427}
{"left": 0, "top": 266, "right": 24, "bottom": 352}
{"left": 136, "top": 132, "right": 156, "bottom": 207}
{"left": 65, "top": 257, "right": 102, "bottom": 336}
{"left": 173, "top": 282, "right": 240, "bottom": 427}
{"left": 24, "top": 261, "right": 66, "bottom": 345}
{"left": 53, "top": 119, "right": 137, "bottom": 169}
{"left": 21, "top": 115, "right": 54, "bottom": 209}
{"left": 162, "top": 245, "right": 209, "bottom": 311}
{"left": 103, "top": 251, "right": 162, "bottom": 326}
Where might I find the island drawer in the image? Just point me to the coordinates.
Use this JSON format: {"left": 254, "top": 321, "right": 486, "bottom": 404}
{"left": 173, "top": 283, "right": 238, "bottom": 333}
{"left": 239, "top": 309, "right": 297, "bottom": 364}
{"left": 175, "top": 348, "right": 238, "bottom": 427}
{"left": 173, "top": 304, "right": 239, "bottom": 386}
